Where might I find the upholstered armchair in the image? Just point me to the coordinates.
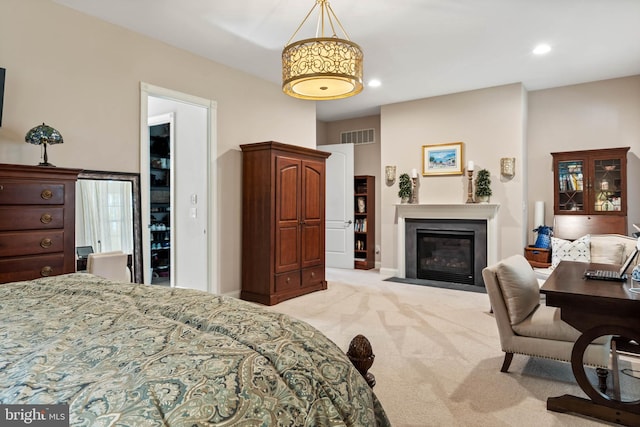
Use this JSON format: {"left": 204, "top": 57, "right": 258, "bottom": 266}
{"left": 87, "top": 251, "right": 131, "bottom": 282}
{"left": 482, "top": 255, "right": 611, "bottom": 377}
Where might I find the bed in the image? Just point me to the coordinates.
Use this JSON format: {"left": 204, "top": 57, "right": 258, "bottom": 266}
{"left": 0, "top": 273, "right": 390, "bottom": 426}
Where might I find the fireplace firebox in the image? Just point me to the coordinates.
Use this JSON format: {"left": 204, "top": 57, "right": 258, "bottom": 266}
{"left": 417, "top": 230, "right": 474, "bottom": 284}
{"left": 405, "top": 218, "right": 487, "bottom": 287}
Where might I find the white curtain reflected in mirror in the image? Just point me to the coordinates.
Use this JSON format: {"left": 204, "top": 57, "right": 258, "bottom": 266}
{"left": 76, "top": 180, "right": 133, "bottom": 257}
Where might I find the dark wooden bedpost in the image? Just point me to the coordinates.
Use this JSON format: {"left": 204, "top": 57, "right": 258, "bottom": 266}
{"left": 347, "top": 334, "right": 376, "bottom": 388}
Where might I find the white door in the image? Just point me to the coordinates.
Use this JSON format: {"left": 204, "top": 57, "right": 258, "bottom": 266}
{"left": 323, "top": 143, "right": 354, "bottom": 268}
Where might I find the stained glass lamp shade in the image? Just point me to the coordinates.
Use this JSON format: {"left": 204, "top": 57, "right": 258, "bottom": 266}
{"left": 25, "top": 123, "right": 63, "bottom": 166}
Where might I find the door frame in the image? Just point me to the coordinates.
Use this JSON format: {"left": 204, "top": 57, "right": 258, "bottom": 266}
{"left": 140, "top": 82, "right": 219, "bottom": 293}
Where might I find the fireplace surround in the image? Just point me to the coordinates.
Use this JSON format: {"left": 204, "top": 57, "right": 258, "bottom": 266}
{"left": 406, "top": 218, "right": 487, "bottom": 286}
{"left": 393, "top": 204, "right": 500, "bottom": 285}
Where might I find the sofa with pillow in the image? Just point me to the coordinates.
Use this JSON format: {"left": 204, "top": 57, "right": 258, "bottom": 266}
{"left": 534, "top": 233, "right": 639, "bottom": 282}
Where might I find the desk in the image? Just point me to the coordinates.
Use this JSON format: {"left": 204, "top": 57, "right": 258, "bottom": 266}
{"left": 541, "top": 261, "right": 640, "bottom": 426}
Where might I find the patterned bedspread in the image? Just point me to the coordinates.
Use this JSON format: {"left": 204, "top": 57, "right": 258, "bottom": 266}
{"left": 0, "top": 273, "right": 389, "bottom": 426}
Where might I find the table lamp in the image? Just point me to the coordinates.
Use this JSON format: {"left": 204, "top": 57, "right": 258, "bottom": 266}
{"left": 25, "top": 122, "right": 63, "bottom": 166}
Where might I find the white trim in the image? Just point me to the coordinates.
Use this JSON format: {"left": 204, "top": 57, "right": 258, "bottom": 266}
{"left": 395, "top": 203, "right": 500, "bottom": 278}
{"left": 140, "top": 82, "right": 219, "bottom": 294}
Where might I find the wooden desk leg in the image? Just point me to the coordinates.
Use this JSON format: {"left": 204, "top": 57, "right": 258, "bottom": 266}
{"left": 546, "top": 326, "right": 640, "bottom": 426}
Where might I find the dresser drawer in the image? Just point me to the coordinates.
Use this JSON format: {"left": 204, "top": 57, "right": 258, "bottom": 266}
{"left": 0, "top": 182, "right": 65, "bottom": 205}
{"left": 0, "top": 230, "right": 65, "bottom": 257}
{"left": 0, "top": 253, "right": 65, "bottom": 283}
{"left": 0, "top": 206, "right": 65, "bottom": 231}
{"left": 275, "top": 271, "right": 301, "bottom": 293}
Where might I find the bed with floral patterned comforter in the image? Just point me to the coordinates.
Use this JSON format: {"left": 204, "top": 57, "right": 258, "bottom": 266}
{"left": 0, "top": 273, "right": 389, "bottom": 426}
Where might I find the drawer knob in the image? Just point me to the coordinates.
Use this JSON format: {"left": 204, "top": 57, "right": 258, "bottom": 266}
{"left": 311, "top": 272, "right": 315, "bottom": 277}
{"left": 286, "top": 277, "right": 291, "bottom": 283}
{"left": 40, "top": 266, "right": 53, "bottom": 277}
{"left": 41, "top": 189, "right": 53, "bottom": 200}
{"left": 40, "top": 238, "right": 52, "bottom": 248}
{"left": 40, "top": 213, "right": 53, "bottom": 224}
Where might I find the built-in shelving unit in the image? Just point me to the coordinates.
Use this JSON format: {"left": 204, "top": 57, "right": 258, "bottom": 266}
{"left": 354, "top": 175, "right": 375, "bottom": 270}
{"left": 149, "top": 123, "right": 171, "bottom": 284}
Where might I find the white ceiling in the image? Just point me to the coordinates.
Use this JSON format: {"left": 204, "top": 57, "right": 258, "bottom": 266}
{"left": 54, "top": 0, "right": 640, "bottom": 122}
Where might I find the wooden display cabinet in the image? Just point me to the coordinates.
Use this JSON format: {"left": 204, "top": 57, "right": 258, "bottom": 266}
{"left": 552, "top": 147, "right": 629, "bottom": 234}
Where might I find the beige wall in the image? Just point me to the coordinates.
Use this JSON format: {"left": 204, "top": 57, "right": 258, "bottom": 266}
{"left": 527, "top": 76, "right": 640, "bottom": 240}
{"left": 0, "top": 0, "right": 317, "bottom": 295}
{"left": 380, "top": 84, "right": 527, "bottom": 273}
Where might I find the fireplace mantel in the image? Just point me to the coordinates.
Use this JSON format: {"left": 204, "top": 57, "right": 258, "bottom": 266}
{"left": 394, "top": 203, "right": 500, "bottom": 278}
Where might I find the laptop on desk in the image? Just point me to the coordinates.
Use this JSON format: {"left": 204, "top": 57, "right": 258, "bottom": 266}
{"left": 584, "top": 248, "right": 638, "bottom": 282}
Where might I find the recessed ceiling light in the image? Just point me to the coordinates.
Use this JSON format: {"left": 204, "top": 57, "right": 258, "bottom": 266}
{"left": 533, "top": 44, "right": 551, "bottom": 55}
{"left": 368, "top": 79, "right": 381, "bottom": 88}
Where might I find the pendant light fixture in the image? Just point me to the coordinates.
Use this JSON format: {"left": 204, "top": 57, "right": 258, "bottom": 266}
{"left": 282, "top": 0, "right": 363, "bottom": 100}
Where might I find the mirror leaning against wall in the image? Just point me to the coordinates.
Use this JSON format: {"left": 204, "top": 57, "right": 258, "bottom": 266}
{"left": 76, "top": 170, "right": 143, "bottom": 283}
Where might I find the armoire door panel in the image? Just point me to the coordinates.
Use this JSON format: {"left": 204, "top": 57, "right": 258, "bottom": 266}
{"left": 302, "top": 162, "right": 323, "bottom": 221}
{"left": 276, "top": 225, "right": 300, "bottom": 273}
{"left": 276, "top": 157, "right": 301, "bottom": 222}
{"left": 301, "top": 223, "right": 323, "bottom": 268}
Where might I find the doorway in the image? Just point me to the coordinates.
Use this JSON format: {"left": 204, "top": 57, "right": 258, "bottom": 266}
{"left": 140, "top": 83, "right": 218, "bottom": 293}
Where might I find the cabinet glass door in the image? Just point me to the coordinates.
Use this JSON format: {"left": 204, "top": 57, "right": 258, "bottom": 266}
{"left": 592, "top": 157, "right": 623, "bottom": 212}
{"left": 557, "top": 160, "right": 585, "bottom": 212}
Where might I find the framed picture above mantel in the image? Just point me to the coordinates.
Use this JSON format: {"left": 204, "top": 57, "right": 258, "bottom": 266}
{"left": 422, "top": 142, "right": 464, "bottom": 176}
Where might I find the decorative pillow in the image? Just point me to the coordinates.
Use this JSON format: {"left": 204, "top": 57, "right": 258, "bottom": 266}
{"left": 589, "top": 236, "right": 625, "bottom": 265}
{"left": 496, "top": 255, "right": 540, "bottom": 325}
{"left": 551, "top": 235, "right": 591, "bottom": 269}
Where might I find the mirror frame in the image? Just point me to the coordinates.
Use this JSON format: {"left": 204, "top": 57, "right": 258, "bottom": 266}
{"left": 78, "top": 170, "right": 143, "bottom": 283}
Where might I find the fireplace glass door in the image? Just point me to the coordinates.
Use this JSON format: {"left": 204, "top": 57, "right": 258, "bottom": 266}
{"left": 417, "top": 230, "right": 474, "bottom": 284}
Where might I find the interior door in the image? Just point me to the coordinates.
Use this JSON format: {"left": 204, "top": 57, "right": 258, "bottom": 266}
{"left": 323, "top": 143, "right": 354, "bottom": 268}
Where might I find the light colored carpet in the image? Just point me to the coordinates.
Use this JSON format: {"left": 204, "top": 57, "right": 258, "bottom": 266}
{"left": 267, "top": 267, "right": 623, "bottom": 427}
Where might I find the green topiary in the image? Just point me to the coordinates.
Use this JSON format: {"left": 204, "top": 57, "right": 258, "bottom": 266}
{"left": 475, "top": 169, "right": 492, "bottom": 198}
{"left": 398, "top": 173, "right": 412, "bottom": 200}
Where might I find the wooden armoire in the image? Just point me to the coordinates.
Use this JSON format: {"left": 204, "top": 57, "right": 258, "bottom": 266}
{"left": 240, "top": 141, "right": 331, "bottom": 305}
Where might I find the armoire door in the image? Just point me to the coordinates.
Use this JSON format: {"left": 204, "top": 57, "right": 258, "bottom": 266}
{"left": 301, "top": 159, "right": 325, "bottom": 269}
{"left": 274, "top": 155, "right": 301, "bottom": 274}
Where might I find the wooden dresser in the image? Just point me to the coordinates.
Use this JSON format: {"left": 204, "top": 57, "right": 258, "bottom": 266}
{"left": 0, "top": 163, "right": 80, "bottom": 283}
{"left": 240, "top": 142, "right": 331, "bottom": 305}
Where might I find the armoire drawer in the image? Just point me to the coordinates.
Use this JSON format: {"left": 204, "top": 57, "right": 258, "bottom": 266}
{"left": 0, "top": 206, "right": 65, "bottom": 231}
{"left": 302, "top": 266, "right": 325, "bottom": 288}
{"left": 0, "top": 182, "right": 65, "bottom": 205}
{"left": 0, "top": 253, "right": 65, "bottom": 283}
{"left": 0, "top": 229, "right": 65, "bottom": 257}
{"left": 275, "top": 272, "right": 301, "bottom": 293}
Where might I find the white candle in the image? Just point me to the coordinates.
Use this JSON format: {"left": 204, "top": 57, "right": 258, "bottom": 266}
{"left": 467, "top": 161, "right": 474, "bottom": 171}
{"left": 534, "top": 201, "right": 545, "bottom": 228}
{"left": 411, "top": 168, "right": 418, "bottom": 178}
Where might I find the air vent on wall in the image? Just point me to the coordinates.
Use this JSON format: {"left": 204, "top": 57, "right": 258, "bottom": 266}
{"left": 340, "top": 128, "right": 375, "bottom": 145}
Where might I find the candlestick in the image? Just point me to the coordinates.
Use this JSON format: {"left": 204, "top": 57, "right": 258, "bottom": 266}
{"left": 466, "top": 169, "right": 474, "bottom": 203}
{"left": 410, "top": 177, "right": 418, "bottom": 204}
{"left": 467, "top": 160, "right": 474, "bottom": 172}
{"left": 411, "top": 168, "right": 418, "bottom": 178}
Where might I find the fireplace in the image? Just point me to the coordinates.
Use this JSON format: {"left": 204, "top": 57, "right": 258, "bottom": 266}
{"left": 387, "top": 203, "right": 500, "bottom": 286}
{"left": 405, "top": 218, "right": 487, "bottom": 287}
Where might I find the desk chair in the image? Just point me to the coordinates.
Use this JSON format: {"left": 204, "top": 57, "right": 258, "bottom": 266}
{"left": 87, "top": 251, "right": 131, "bottom": 282}
{"left": 482, "top": 255, "right": 611, "bottom": 386}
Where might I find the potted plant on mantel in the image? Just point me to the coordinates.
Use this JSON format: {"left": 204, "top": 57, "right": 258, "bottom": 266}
{"left": 475, "top": 169, "right": 492, "bottom": 203}
{"left": 398, "top": 173, "right": 412, "bottom": 203}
